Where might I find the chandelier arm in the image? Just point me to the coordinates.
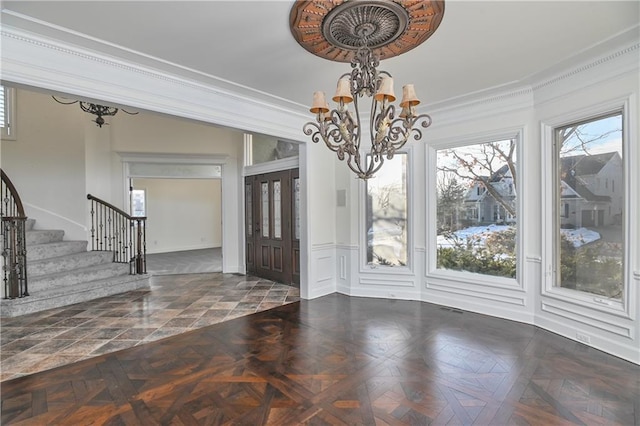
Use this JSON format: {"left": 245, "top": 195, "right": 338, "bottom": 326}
{"left": 52, "top": 96, "right": 79, "bottom": 105}
{"left": 349, "top": 95, "right": 364, "bottom": 169}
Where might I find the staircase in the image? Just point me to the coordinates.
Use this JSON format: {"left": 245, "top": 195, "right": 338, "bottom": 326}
{"left": 0, "top": 218, "right": 149, "bottom": 317}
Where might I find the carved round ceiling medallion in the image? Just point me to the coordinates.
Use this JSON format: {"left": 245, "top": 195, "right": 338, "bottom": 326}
{"left": 290, "top": 0, "right": 445, "bottom": 62}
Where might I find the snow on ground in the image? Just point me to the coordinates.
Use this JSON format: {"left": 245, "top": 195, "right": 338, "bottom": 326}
{"left": 560, "top": 227, "right": 601, "bottom": 248}
{"left": 437, "top": 225, "right": 600, "bottom": 249}
{"left": 437, "top": 224, "right": 511, "bottom": 248}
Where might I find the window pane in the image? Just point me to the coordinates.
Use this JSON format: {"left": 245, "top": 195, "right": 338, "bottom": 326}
{"left": 436, "top": 140, "right": 517, "bottom": 278}
{"left": 555, "top": 113, "right": 624, "bottom": 299}
{"left": 366, "top": 153, "right": 407, "bottom": 267}
{"left": 131, "top": 189, "right": 146, "bottom": 217}
{"left": 251, "top": 135, "right": 299, "bottom": 164}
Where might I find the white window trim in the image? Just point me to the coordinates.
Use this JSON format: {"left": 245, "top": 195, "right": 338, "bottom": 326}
{"left": 425, "top": 127, "right": 524, "bottom": 290}
{"left": 540, "top": 96, "right": 635, "bottom": 319}
{"left": 360, "top": 146, "right": 414, "bottom": 275}
{"left": 1, "top": 86, "right": 17, "bottom": 141}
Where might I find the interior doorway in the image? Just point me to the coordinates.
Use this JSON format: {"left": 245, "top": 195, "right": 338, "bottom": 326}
{"left": 245, "top": 169, "right": 300, "bottom": 287}
{"left": 130, "top": 177, "right": 222, "bottom": 256}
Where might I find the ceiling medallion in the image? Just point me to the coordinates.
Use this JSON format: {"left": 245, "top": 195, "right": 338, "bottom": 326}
{"left": 290, "top": 0, "right": 445, "bottom": 62}
{"left": 291, "top": 0, "right": 445, "bottom": 179}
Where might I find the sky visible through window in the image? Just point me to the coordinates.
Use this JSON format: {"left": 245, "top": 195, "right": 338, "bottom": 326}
{"left": 560, "top": 114, "right": 622, "bottom": 157}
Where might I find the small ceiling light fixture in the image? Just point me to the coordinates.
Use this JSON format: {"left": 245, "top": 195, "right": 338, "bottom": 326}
{"left": 52, "top": 96, "right": 138, "bottom": 128}
{"left": 291, "top": 0, "right": 444, "bottom": 179}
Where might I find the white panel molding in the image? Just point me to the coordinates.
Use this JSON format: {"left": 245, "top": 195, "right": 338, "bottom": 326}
{"left": 359, "top": 277, "right": 416, "bottom": 288}
{"left": 308, "top": 243, "right": 336, "bottom": 299}
{"left": 345, "top": 287, "right": 421, "bottom": 301}
{"left": 335, "top": 244, "right": 358, "bottom": 251}
{"left": 244, "top": 157, "right": 299, "bottom": 177}
{"left": 335, "top": 245, "right": 358, "bottom": 296}
{"left": 1, "top": 27, "right": 308, "bottom": 141}
{"left": 118, "top": 152, "right": 229, "bottom": 165}
{"left": 540, "top": 301, "right": 632, "bottom": 338}
{"left": 424, "top": 271, "right": 523, "bottom": 292}
{"left": 422, "top": 284, "right": 534, "bottom": 324}
{"left": 535, "top": 315, "right": 639, "bottom": 365}
{"left": 338, "top": 255, "right": 347, "bottom": 281}
{"left": 425, "top": 280, "right": 526, "bottom": 307}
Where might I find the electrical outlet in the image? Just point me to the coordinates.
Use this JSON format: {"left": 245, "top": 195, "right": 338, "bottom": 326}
{"left": 576, "top": 332, "right": 591, "bottom": 344}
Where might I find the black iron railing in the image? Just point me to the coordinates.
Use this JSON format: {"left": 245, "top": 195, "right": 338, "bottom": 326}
{"left": 1, "top": 169, "right": 28, "bottom": 298}
{"left": 87, "top": 194, "right": 146, "bottom": 275}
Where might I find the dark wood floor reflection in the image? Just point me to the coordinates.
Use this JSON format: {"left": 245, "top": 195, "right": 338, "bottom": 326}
{"left": 2, "top": 294, "right": 638, "bottom": 425}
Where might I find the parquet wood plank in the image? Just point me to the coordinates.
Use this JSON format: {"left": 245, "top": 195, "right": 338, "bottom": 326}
{"left": 2, "top": 294, "right": 638, "bottom": 425}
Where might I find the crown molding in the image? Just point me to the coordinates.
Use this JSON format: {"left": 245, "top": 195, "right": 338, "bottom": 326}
{"left": 425, "top": 28, "right": 639, "bottom": 127}
{"left": 1, "top": 26, "right": 309, "bottom": 141}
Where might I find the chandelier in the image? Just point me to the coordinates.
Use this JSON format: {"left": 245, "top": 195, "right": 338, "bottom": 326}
{"left": 52, "top": 96, "right": 138, "bottom": 127}
{"left": 290, "top": 0, "right": 445, "bottom": 179}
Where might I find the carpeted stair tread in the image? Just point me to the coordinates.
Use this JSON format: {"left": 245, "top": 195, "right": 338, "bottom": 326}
{"left": 26, "top": 229, "right": 65, "bottom": 245}
{"left": 27, "top": 251, "right": 115, "bottom": 277}
{"left": 26, "top": 240, "right": 88, "bottom": 261}
{"left": 28, "top": 262, "right": 131, "bottom": 293}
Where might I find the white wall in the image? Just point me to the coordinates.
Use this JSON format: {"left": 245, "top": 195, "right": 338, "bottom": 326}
{"left": 1, "top": 89, "right": 88, "bottom": 240}
{"left": 134, "top": 178, "right": 222, "bottom": 254}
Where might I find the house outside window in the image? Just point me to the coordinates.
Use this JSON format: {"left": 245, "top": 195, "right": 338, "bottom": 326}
{"left": 366, "top": 153, "right": 408, "bottom": 267}
{"left": 554, "top": 112, "right": 624, "bottom": 300}
{"left": 436, "top": 138, "right": 517, "bottom": 279}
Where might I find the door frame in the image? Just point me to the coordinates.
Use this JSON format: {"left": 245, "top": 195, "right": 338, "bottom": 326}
{"left": 119, "top": 152, "right": 239, "bottom": 273}
{"left": 243, "top": 154, "right": 307, "bottom": 294}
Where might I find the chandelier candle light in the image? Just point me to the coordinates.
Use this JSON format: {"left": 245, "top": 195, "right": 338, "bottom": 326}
{"left": 290, "top": 0, "right": 445, "bottom": 179}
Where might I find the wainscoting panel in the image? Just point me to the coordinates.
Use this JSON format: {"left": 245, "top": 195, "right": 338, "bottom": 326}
{"left": 308, "top": 244, "right": 337, "bottom": 299}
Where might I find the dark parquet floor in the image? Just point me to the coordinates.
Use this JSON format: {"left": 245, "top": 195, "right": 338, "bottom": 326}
{"left": 2, "top": 294, "right": 639, "bottom": 425}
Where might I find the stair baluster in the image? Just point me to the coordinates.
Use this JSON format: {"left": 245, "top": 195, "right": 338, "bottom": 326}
{"left": 1, "top": 169, "right": 28, "bottom": 299}
{"left": 87, "top": 194, "right": 146, "bottom": 275}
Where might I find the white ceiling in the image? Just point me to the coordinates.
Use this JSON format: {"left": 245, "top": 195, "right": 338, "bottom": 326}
{"left": 1, "top": 1, "right": 639, "bottom": 109}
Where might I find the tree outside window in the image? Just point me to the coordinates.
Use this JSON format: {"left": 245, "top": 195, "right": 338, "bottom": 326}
{"left": 554, "top": 112, "right": 624, "bottom": 300}
{"left": 436, "top": 139, "right": 517, "bottom": 278}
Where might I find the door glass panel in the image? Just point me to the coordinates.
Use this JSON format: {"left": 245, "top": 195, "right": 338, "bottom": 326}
{"left": 554, "top": 112, "right": 624, "bottom": 300}
{"left": 245, "top": 183, "right": 252, "bottom": 236}
{"left": 294, "top": 177, "right": 300, "bottom": 240}
{"left": 261, "top": 182, "right": 270, "bottom": 238}
{"left": 273, "top": 180, "right": 282, "bottom": 239}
